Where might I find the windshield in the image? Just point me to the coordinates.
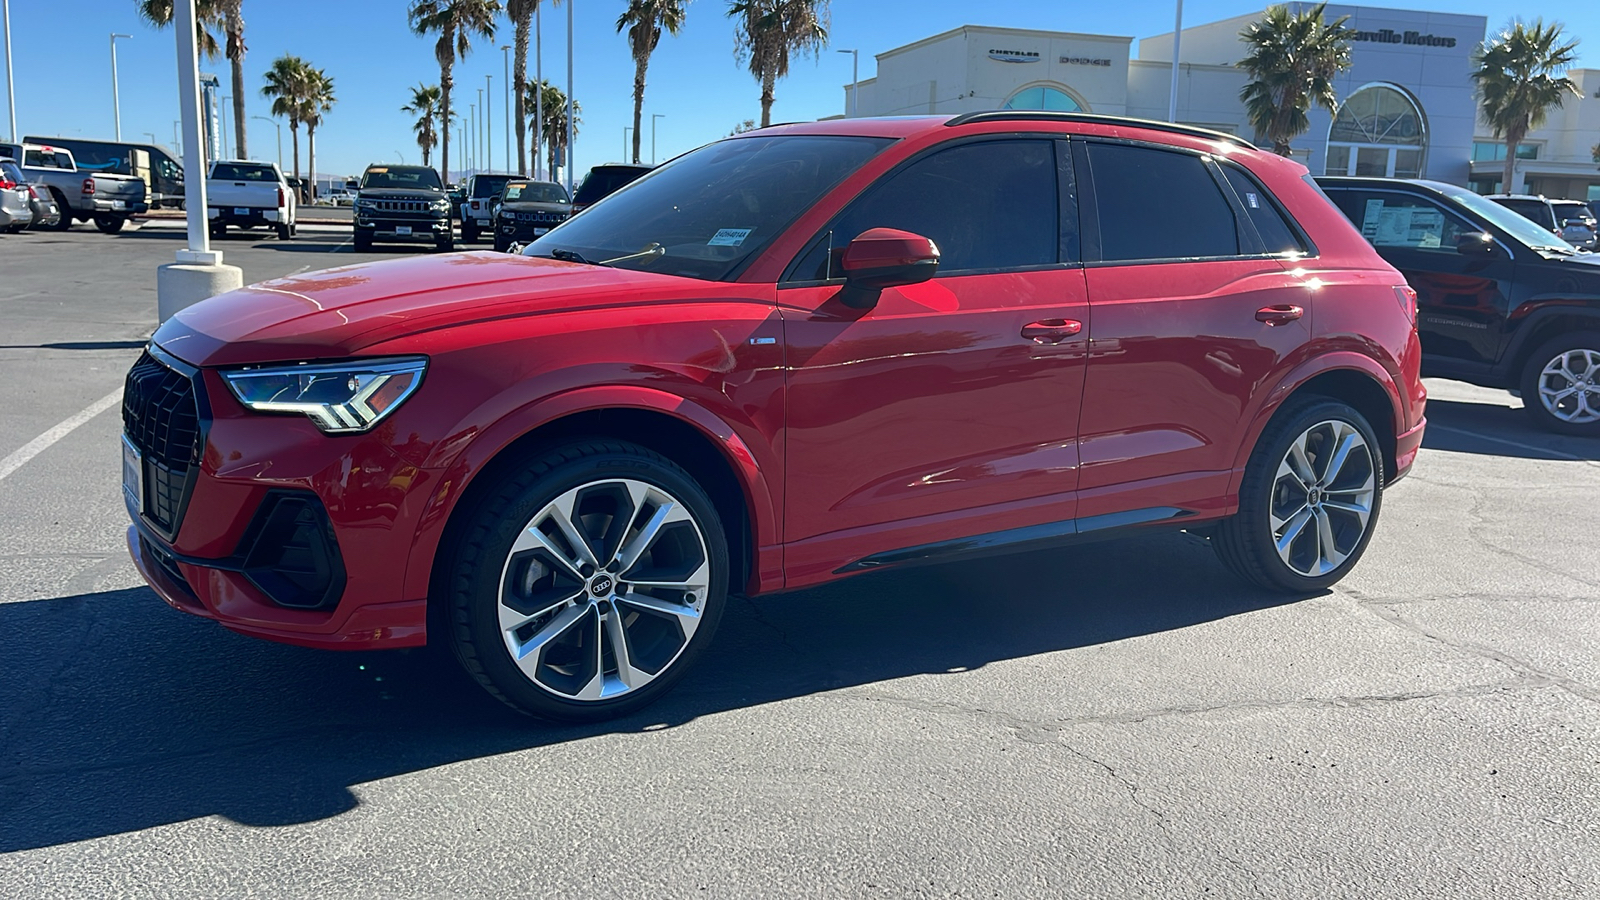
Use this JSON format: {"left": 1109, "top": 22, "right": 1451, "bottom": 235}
{"left": 1441, "top": 186, "right": 1577, "bottom": 252}
{"left": 524, "top": 135, "right": 892, "bottom": 281}
{"left": 1553, "top": 202, "right": 1592, "bottom": 223}
{"left": 572, "top": 166, "right": 651, "bottom": 205}
{"left": 472, "top": 175, "right": 514, "bottom": 198}
{"left": 504, "top": 181, "right": 568, "bottom": 203}
{"left": 362, "top": 167, "right": 443, "bottom": 191}
{"left": 211, "top": 163, "right": 277, "bottom": 182}
{"left": 1, "top": 161, "right": 22, "bottom": 182}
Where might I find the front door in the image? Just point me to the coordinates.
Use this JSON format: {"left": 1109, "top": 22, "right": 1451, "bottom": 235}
{"left": 778, "top": 138, "right": 1090, "bottom": 586}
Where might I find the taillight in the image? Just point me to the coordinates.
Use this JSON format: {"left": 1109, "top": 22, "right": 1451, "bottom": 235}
{"left": 0, "top": 179, "right": 14, "bottom": 190}
{"left": 1392, "top": 285, "right": 1417, "bottom": 325}
{"left": 82, "top": 178, "right": 95, "bottom": 195}
{"left": 277, "top": 186, "right": 285, "bottom": 207}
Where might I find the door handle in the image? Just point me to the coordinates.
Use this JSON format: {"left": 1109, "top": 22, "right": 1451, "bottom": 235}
{"left": 1021, "top": 319, "right": 1083, "bottom": 344}
{"left": 1255, "top": 304, "right": 1304, "bottom": 325}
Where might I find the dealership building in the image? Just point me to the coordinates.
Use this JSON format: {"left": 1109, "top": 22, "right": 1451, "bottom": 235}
{"left": 841, "top": 4, "right": 1600, "bottom": 199}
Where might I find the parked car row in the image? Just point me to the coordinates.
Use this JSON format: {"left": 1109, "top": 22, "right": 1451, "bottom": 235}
{"left": 0, "top": 158, "right": 62, "bottom": 232}
{"left": 0, "top": 141, "right": 148, "bottom": 233}
{"left": 1485, "top": 192, "right": 1599, "bottom": 250}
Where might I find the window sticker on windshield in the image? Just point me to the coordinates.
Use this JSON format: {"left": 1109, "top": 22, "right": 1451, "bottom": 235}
{"left": 369, "top": 167, "right": 388, "bottom": 173}
{"left": 708, "top": 228, "right": 754, "bottom": 247}
{"left": 1366, "top": 205, "right": 1444, "bottom": 249}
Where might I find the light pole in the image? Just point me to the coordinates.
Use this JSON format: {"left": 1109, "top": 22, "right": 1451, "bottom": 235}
{"left": 143, "top": 131, "right": 157, "bottom": 145}
{"left": 395, "top": 149, "right": 405, "bottom": 164}
{"left": 252, "top": 115, "right": 281, "bottom": 169}
{"left": 110, "top": 33, "right": 131, "bottom": 140}
{"left": 485, "top": 74, "right": 493, "bottom": 172}
{"left": 565, "top": 0, "right": 573, "bottom": 195}
{"left": 837, "top": 49, "right": 859, "bottom": 117}
{"left": 477, "top": 86, "right": 485, "bottom": 173}
{"left": 172, "top": 120, "right": 180, "bottom": 148}
{"left": 1168, "top": 0, "right": 1184, "bottom": 123}
{"left": 651, "top": 113, "right": 665, "bottom": 164}
{"left": 3, "top": 0, "right": 16, "bottom": 142}
{"left": 467, "top": 103, "right": 475, "bottom": 173}
{"left": 534, "top": 1, "right": 544, "bottom": 180}
{"left": 501, "top": 46, "right": 511, "bottom": 174}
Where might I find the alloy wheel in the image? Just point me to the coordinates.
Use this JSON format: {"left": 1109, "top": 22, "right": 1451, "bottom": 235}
{"left": 1269, "top": 420, "right": 1376, "bottom": 578}
{"left": 1536, "top": 348, "right": 1600, "bottom": 425}
{"left": 496, "top": 478, "right": 711, "bottom": 702}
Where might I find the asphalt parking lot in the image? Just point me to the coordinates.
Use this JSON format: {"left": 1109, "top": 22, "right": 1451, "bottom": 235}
{"left": 2, "top": 222, "right": 1598, "bottom": 898}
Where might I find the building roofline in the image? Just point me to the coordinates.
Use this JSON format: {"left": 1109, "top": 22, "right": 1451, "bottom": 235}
{"left": 877, "top": 24, "right": 1133, "bottom": 61}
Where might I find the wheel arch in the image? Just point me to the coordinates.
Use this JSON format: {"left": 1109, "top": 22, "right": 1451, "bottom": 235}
{"left": 1503, "top": 306, "right": 1600, "bottom": 385}
{"left": 415, "top": 388, "right": 778, "bottom": 643}
{"left": 1231, "top": 354, "right": 1407, "bottom": 497}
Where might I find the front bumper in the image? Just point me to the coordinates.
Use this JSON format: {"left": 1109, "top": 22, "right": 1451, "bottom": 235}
{"left": 495, "top": 219, "right": 562, "bottom": 245}
{"left": 122, "top": 347, "right": 435, "bottom": 650}
{"left": 355, "top": 213, "right": 451, "bottom": 241}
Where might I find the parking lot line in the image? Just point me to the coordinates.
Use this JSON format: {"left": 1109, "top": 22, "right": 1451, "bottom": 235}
{"left": 1426, "top": 422, "right": 1599, "bottom": 467}
{"left": 0, "top": 389, "right": 123, "bottom": 484}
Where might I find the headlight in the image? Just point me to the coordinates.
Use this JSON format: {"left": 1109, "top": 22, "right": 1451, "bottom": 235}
{"left": 221, "top": 357, "right": 427, "bottom": 433}
{"left": 499, "top": 209, "right": 516, "bottom": 220}
{"left": 432, "top": 199, "right": 450, "bottom": 211}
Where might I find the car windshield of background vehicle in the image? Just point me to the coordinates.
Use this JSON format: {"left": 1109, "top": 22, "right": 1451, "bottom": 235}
{"left": 504, "top": 182, "right": 568, "bottom": 203}
{"left": 472, "top": 175, "right": 514, "bottom": 197}
{"left": 24, "top": 149, "right": 71, "bottom": 169}
{"left": 211, "top": 163, "right": 277, "bottom": 182}
{"left": 525, "top": 135, "right": 892, "bottom": 281}
{"left": 1553, "top": 202, "right": 1592, "bottom": 223}
{"left": 1445, "top": 187, "right": 1577, "bottom": 252}
{"left": 573, "top": 167, "right": 650, "bottom": 205}
{"left": 363, "top": 167, "right": 443, "bottom": 191}
{"left": 1, "top": 161, "right": 22, "bottom": 182}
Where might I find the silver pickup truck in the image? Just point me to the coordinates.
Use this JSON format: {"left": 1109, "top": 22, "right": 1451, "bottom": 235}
{"left": 0, "top": 141, "right": 148, "bottom": 233}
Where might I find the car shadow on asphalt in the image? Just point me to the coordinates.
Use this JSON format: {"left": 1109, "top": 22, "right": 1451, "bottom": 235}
{"left": 1421, "top": 398, "right": 1600, "bottom": 461}
{"left": 0, "top": 529, "right": 1304, "bottom": 852}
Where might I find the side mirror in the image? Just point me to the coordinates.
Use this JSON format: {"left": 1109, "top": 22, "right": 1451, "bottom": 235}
{"left": 835, "top": 228, "right": 940, "bottom": 310}
{"left": 1456, "top": 232, "right": 1498, "bottom": 258}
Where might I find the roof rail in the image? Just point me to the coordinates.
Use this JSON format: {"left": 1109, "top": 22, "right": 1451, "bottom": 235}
{"left": 944, "top": 111, "right": 1254, "bottom": 148}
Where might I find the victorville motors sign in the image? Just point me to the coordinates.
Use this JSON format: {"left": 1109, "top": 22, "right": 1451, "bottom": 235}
{"left": 1352, "top": 28, "right": 1457, "bottom": 48}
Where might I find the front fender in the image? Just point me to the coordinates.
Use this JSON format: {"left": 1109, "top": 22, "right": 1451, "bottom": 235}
{"left": 400, "top": 383, "right": 782, "bottom": 604}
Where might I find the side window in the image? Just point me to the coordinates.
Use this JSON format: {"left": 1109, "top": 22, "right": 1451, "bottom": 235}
{"left": 792, "top": 140, "right": 1061, "bottom": 280}
{"left": 1341, "top": 192, "right": 1471, "bottom": 252}
{"left": 1219, "top": 165, "right": 1306, "bottom": 255}
{"left": 1086, "top": 142, "right": 1238, "bottom": 261}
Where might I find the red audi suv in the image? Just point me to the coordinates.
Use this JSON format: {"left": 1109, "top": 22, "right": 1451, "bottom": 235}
{"left": 123, "top": 113, "right": 1426, "bottom": 720}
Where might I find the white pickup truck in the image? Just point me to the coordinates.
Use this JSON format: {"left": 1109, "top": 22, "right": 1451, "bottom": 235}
{"left": 206, "top": 160, "right": 296, "bottom": 240}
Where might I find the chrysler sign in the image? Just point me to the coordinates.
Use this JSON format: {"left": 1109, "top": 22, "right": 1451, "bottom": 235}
{"left": 989, "top": 48, "right": 1042, "bottom": 63}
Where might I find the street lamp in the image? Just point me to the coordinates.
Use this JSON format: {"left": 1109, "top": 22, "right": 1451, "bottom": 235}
{"left": 565, "top": 0, "right": 573, "bottom": 196}
{"left": 110, "top": 33, "right": 131, "bottom": 140}
{"left": 143, "top": 131, "right": 157, "bottom": 145}
{"left": 477, "top": 86, "right": 485, "bottom": 173}
{"left": 395, "top": 149, "right": 405, "bottom": 164}
{"left": 252, "top": 115, "right": 281, "bottom": 169}
{"left": 623, "top": 126, "right": 631, "bottom": 162}
{"left": 468, "top": 103, "right": 475, "bottom": 173}
{"left": 3, "top": 0, "right": 16, "bottom": 142}
{"left": 651, "top": 113, "right": 665, "bottom": 165}
{"left": 534, "top": 1, "right": 544, "bottom": 180}
{"left": 837, "top": 49, "right": 858, "bottom": 117}
{"left": 501, "top": 45, "right": 511, "bottom": 174}
{"left": 1168, "top": 0, "right": 1184, "bottom": 123}
{"left": 485, "top": 74, "right": 493, "bottom": 172}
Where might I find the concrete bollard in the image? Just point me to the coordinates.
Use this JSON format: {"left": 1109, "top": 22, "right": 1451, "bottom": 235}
{"left": 156, "top": 259, "right": 243, "bottom": 323}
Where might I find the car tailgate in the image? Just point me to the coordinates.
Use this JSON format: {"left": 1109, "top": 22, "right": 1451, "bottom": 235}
{"left": 207, "top": 180, "right": 280, "bottom": 209}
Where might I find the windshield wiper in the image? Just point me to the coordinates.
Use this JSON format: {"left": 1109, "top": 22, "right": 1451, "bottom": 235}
{"left": 600, "top": 243, "right": 665, "bottom": 266}
{"left": 547, "top": 248, "right": 597, "bottom": 265}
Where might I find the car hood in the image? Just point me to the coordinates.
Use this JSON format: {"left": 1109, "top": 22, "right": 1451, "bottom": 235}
{"left": 152, "top": 252, "right": 747, "bottom": 367}
{"left": 358, "top": 188, "right": 445, "bottom": 201}
{"left": 499, "top": 200, "right": 571, "bottom": 213}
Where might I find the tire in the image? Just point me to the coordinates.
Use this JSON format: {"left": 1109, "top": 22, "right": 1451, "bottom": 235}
{"left": 353, "top": 232, "right": 372, "bottom": 252}
{"left": 93, "top": 215, "right": 126, "bottom": 234}
{"left": 462, "top": 220, "right": 479, "bottom": 243}
{"left": 447, "top": 440, "right": 730, "bottom": 722}
{"left": 493, "top": 234, "right": 508, "bottom": 253}
{"left": 48, "top": 193, "right": 72, "bottom": 231}
{"left": 435, "top": 233, "right": 454, "bottom": 252}
{"left": 276, "top": 222, "right": 292, "bottom": 240}
{"left": 1518, "top": 331, "right": 1600, "bottom": 436}
{"left": 1214, "top": 397, "right": 1384, "bottom": 593}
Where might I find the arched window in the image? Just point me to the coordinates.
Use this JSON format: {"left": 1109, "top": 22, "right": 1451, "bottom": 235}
{"left": 1003, "top": 85, "right": 1084, "bottom": 113}
{"left": 1325, "top": 83, "right": 1428, "bottom": 178}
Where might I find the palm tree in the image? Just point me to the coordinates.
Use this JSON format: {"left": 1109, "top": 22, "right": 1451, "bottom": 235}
{"left": 727, "top": 0, "right": 829, "bottom": 127}
{"left": 134, "top": 0, "right": 248, "bottom": 159}
{"left": 301, "top": 68, "right": 335, "bottom": 202}
{"left": 617, "top": 0, "right": 688, "bottom": 165}
{"left": 409, "top": 0, "right": 501, "bottom": 185}
{"left": 528, "top": 79, "right": 579, "bottom": 181}
{"left": 1237, "top": 2, "right": 1354, "bottom": 156}
{"left": 260, "top": 54, "right": 311, "bottom": 178}
{"left": 507, "top": 0, "right": 561, "bottom": 177}
{"left": 1473, "top": 20, "right": 1581, "bottom": 192}
{"left": 402, "top": 84, "right": 446, "bottom": 167}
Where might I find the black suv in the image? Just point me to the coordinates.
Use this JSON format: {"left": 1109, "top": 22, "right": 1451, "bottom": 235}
{"left": 570, "top": 163, "right": 652, "bottom": 214}
{"left": 1319, "top": 176, "right": 1600, "bottom": 435}
{"left": 491, "top": 179, "right": 571, "bottom": 251}
{"left": 353, "top": 164, "right": 453, "bottom": 252}
{"left": 458, "top": 173, "right": 516, "bottom": 242}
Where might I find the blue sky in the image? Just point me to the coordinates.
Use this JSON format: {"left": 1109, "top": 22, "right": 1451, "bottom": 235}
{"left": 1, "top": 0, "right": 1591, "bottom": 181}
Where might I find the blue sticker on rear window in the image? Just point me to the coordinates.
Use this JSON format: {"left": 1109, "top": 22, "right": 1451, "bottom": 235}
{"left": 708, "top": 228, "right": 753, "bottom": 247}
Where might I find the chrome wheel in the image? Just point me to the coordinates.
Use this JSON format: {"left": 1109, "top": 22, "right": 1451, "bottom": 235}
{"left": 1536, "top": 347, "right": 1600, "bottom": 425}
{"left": 496, "top": 478, "right": 711, "bottom": 702}
{"left": 1269, "top": 420, "right": 1376, "bottom": 578}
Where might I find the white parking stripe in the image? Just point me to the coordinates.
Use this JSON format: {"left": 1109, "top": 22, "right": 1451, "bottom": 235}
{"left": 0, "top": 389, "right": 123, "bottom": 484}
{"left": 1426, "top": 422, "right": 1597, "bottom": 465}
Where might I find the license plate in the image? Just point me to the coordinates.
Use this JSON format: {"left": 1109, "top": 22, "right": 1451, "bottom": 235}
{"left": 113, "top": 200, "right": 127, "bottom": 210}
{"left": 122, "top": 436, "right": 143, "bottom": 521}
{"left": 234, "top": 207, "right": 250, "bottom": 215}
{"left": 395, "top": 225, "right": 412, "bottom": 235}
{"left": 534, "top": 227, "right": 550, "bottom": 236}
{"left": 476, "top": 217, "right": 490, "bottom": 226}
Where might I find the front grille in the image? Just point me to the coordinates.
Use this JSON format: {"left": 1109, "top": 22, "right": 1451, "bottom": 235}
{"left": 513, "top": 210, "right": 567, "bottom": 224}
{"left": 123, "top": 350, "right": 203, "bottom": 535}
{"left": 367, "top": 199, "right": 430, "bottom": 213}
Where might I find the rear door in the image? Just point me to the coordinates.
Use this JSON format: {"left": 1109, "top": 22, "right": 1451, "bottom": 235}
{"left": 779, "top": 137, "right": 1091, "bottom": 583}
{"left": 1075, "top": 140, "right": 1312, "bottom": 519}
